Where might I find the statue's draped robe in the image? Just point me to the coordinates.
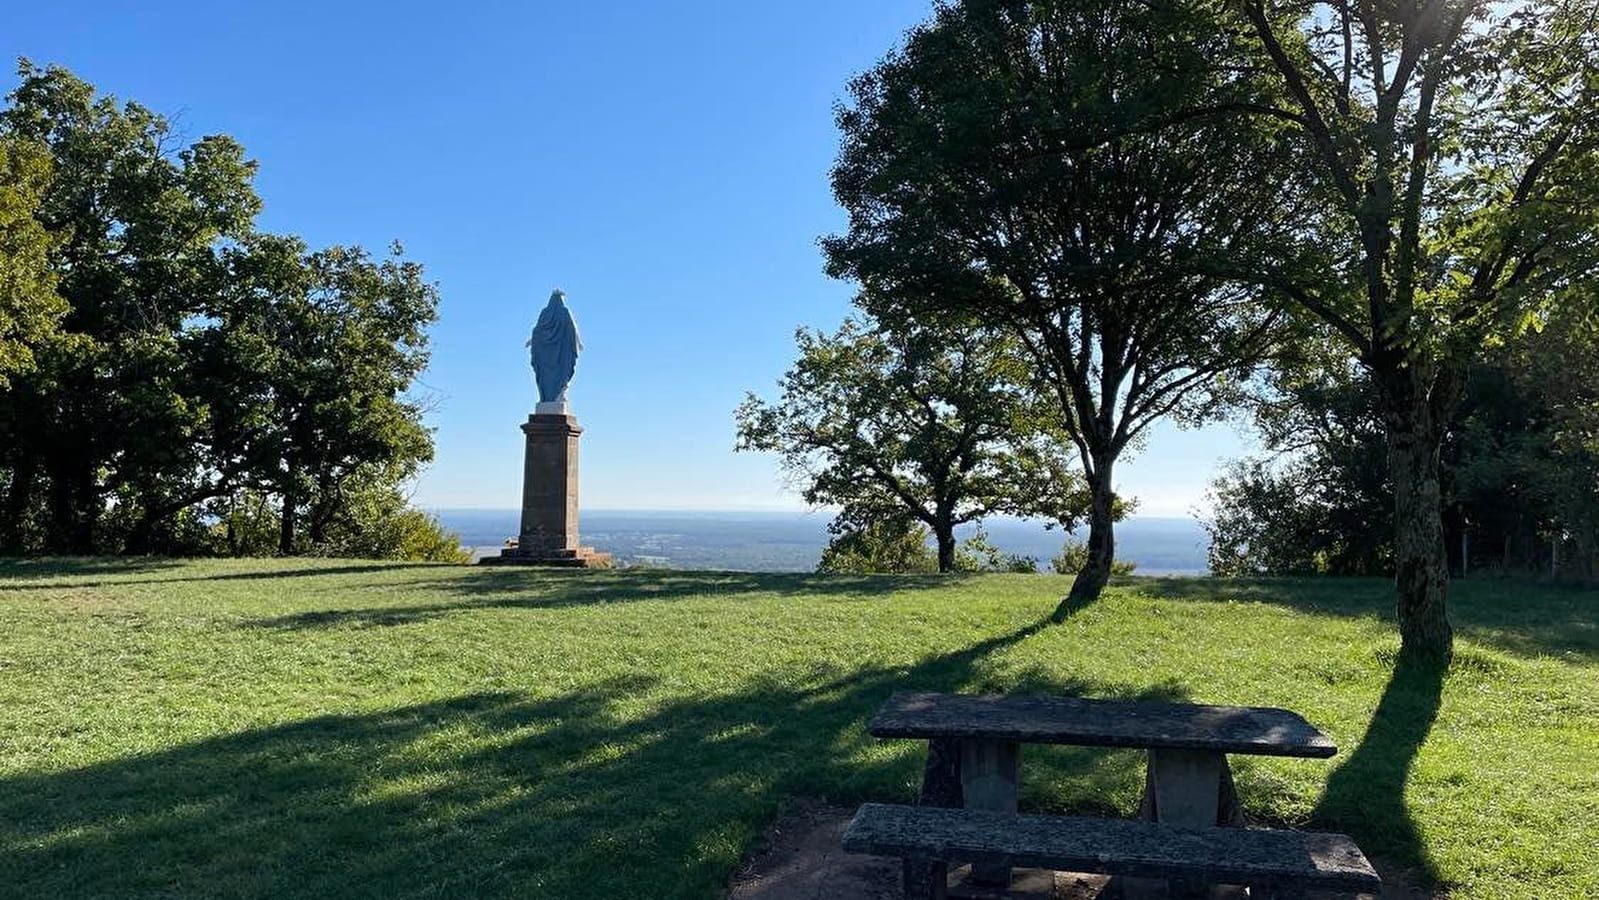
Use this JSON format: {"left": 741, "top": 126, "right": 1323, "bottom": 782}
{"left": 530, "top": 295, "right": 582, "bottom": 403}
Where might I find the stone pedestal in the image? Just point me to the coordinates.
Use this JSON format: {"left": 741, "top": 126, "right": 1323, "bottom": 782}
{"left": 479, "top": 413, "right": 611, "bottom": 568}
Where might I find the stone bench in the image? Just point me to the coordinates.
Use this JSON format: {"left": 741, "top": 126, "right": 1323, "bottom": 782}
{"left": 870, "top": 692, "right": 1342, "bottom": 889}
{"left": 842, "top": 803, "right": 1380, "bottom": 900}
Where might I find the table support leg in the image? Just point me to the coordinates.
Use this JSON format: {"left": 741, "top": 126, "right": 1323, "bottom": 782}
{"left": 904, "top": 859, "right": 949, "bottom": 900}
{"left": 960, "top": 738, "right": 1020, "bottom": 887}
{"left": 920, "top": 737, "right": 964, "bottom": 808}
{"left": 1124, "top": 749, "right": 1229, "bottom": 900}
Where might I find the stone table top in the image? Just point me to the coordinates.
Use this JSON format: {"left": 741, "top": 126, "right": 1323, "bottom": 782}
{"left": 869, "top": 692, "right": 1336, "bottom": 759}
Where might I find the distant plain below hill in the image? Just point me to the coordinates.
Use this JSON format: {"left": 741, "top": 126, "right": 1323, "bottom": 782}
{"left": 434, "top": 509, "right": 1209, "bottom": 574}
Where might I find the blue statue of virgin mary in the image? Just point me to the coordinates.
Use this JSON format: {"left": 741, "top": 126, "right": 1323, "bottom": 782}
{"left": 527, "top": 289, "right": 582, "bottom": 404}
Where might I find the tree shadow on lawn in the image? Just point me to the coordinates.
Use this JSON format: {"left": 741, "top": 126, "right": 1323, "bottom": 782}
{"left": 0, "top": 555, "right": 186, "bottom": 582}
{"left": 244, "top": 569, "right": 979, "bottom": 631}
{"left": 1136, "top": 576, "right": 1599, "bottom": 662}
{"left": 0, "top": 613, "right": 1175, "bottom": 900}
{"left": 0, "top": 558, "right": 451, "bottom": 591}
{"left": 1311, "top": 656, "right": 1447, "bottom": 890}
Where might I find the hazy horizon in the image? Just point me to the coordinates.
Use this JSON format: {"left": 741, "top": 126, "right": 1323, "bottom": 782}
{"left": 436, "top": 508, "right": 1211, "bottom": 574}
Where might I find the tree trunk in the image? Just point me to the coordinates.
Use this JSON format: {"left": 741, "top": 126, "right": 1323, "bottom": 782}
{"left": 1383, "top": 387, "right": 1454, "bottom": 663}
{"left": 278, "top": 468, "right": 298, "bottom": 555}
{"left": 45, "top": 457, "right": 83, "bottom": 553}
{"left": 934, "top": 524, "right": 956, "bottom": 573}
{"left": 1, "top": 454, "right": 38, "bottom": 554}
{"left": 1059, "top": 466, "right": 1116, "bottom": 618}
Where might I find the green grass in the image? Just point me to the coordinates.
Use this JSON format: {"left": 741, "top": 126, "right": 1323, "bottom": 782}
{"left": 0, "top": 559, "right": 1594, "bottom": 900}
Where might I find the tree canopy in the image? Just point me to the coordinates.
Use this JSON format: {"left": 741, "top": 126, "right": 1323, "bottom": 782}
{"left": 736, "top": 316, "right": 1085, "bottom": 572}
{"left": 0, "top": 62, "right": 456, "bottom": 560}
{"left": 1231, "top": 0, "right": 1599, "bottom": 660}
{"left": 824, "top": 0, "right": 1294, "bottom": 608}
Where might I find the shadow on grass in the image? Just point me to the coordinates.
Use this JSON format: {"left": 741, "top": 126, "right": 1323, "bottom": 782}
{"left": 244, "top": 569, "right": 978, "bottom": 630}
{"left": 0, "top": 556, "right": 186, "bottom": 581}
{"left": 0, "top": 558, "right": 453, "bottom": 590}
{"left": 1311, "top": 655, "right": 1447, "bottom": 889}
{"left": 1136, "top": 576, "right": 1599, "bottom": 662}
{"left": 0, "top": 611, "right": 1168, "bottom": 900}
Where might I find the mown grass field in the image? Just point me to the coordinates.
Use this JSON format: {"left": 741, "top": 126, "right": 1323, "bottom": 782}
{"left": 0, "top": 558, "right": 1594, "bottom": 899}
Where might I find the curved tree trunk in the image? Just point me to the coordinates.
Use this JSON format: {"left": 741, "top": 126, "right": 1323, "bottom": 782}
{"left": 1383, "top": 380, "right": 1454, "bottom": 663}
{"left": 1060, "top": 465, "right": 1116, "bottom": 618}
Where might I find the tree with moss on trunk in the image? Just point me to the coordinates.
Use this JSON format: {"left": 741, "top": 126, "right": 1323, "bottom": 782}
{"left": 824, "top": 0, "right": 1296, "bottom": 612}
{"left": 736, "top": 316, "right": 1087, "bottom": 573}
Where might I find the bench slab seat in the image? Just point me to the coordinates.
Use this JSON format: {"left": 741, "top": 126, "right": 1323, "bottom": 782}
{"left": 842, "top": 803, "right": 1380, "bottom": 897}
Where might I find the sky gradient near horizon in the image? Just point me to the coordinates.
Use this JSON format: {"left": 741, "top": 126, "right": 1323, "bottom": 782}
{"left": 6, "top": 1, "right": 1255, "bottom": 516}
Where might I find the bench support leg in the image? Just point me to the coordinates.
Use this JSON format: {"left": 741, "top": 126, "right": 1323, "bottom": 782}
{"left": 909, "top": 740, "right": 961, "bottom": 900}
{"left": 960, "top": 738, "right": 1019, "bottom": 887}
{"left": 904, "top": 859, "right": 949, "bottom": 900}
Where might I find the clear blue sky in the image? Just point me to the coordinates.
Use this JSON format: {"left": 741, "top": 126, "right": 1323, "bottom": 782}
{"left": 6, "top": 1, "right": 1251, "bottom": 517}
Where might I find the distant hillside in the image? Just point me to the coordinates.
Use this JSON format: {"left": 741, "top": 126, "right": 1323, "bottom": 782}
{"left": 436, "top": 509, "right": 1209, "bottom": 574}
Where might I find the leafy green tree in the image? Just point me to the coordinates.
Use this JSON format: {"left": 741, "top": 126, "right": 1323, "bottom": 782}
{"left": 1207, "top": 299, "right": 1599, "bottom": 581}
{"left": 824, "top": 0, "right": 1293, "bottom": 610}
{"left": 1205, "top": 343, "right": 1394, "bottom": 576}
{"left": 212, "top": 236, "right": 438, "bottom": 554}
{"left": 0, "top": 64, "right": 445, "bottom": 560}
{"left": 1232, "top": 0, "right": 1599, "bottom": 659}
{"left": 737, "top": 316, "right": 1086, "bottom": 572}
{"left": 0, "top": 135, "right": 62, "bottom": 386}
{"left": 0, "top": 61, "right": 260, "bottom": 553}
{"left": 309, "top": 467, "right": 468, "bottom": 563}
{"left": 816, "top": 515, "right": 939, "bottom": 574}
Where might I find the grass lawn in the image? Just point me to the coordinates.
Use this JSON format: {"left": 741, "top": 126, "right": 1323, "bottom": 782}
{"left": 0, "top": 559, "right": 1594, "bottom": 899}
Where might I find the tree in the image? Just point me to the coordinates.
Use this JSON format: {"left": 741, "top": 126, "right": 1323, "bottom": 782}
{"left": 1206, "top": 301, "right": 1599, "bottom": 580}
{"left": 817, "top": 515, "right": 939, "bottom": 574}
{"left": 0, "top": 63, "right": 447, "bottom": 561}
{"left": 0, "top": 135, "right": 62, "bottom": 386}
{"left": 1205, "top": 344, "right": 1395, "bottom": 576}
{"left": 0, "top": 60, "right": 260, "bottom": 553}
{"left": 825, "top": 0, "right": 1293, "bottom": 610}
{"left": 736, "top": 316, "right": 1086, "bottom": 572}
{"left": 212, "top": 236, "right": 437, "bottom": 555}
{"left": 1232, "top": 0, "right": 1599, "bottom": 659}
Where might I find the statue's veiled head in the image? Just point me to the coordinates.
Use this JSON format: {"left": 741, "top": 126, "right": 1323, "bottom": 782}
{"left": 549, "top": 288, "right": 566, "bottom": 305}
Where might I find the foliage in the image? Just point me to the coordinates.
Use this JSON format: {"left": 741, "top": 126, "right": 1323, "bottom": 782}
{"left": 824, "top": 0, "right": 1295, "bottom": 606}
{"left": 816, "top": 515, "right": 938, "bottom": 574}
{"left": 739, "top": 316, "right": 1086, "bottom": 572}
{"left": 1211, "top": 304, "right": 1599, "bottom": 581}
{"left": 0, "top": 63, "right": 443, "bottom": 560}
{"left": 210, "top": 235, "right": 439, "bottom": 554}
{"left": 0, "top": 135, "right": 62, "bottom": 386}
{"left": 1228, "top": 0, "right": 1599, "bottom": 659}
{"left": 1205, "top": 349, "right": 1395, "bottom": 577}
{"left": 310, "top": 472, "right": 468, "bottom": 564}
{"left": 1, "top": 559, "right": 1594, "bottom": 900}
{"left": 954, "top": 527, "right": 1038, "bottom": 573}
{"left": 1051, "top": 538, "right": 1136, "bottom": 577}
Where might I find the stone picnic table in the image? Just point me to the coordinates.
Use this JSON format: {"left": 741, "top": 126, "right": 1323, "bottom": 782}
{"left": 868, "top": 691, "right": 1339, "bottom": 892}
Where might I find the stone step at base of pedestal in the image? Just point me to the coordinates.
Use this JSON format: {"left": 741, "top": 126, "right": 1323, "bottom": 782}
{"left": 478, "top": 546, "right": 613, "bottom": 568}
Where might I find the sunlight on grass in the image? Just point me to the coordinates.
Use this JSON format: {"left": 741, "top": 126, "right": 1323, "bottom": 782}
{"left": 0, "top": 558, "right": 1594, "bottom": 899}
